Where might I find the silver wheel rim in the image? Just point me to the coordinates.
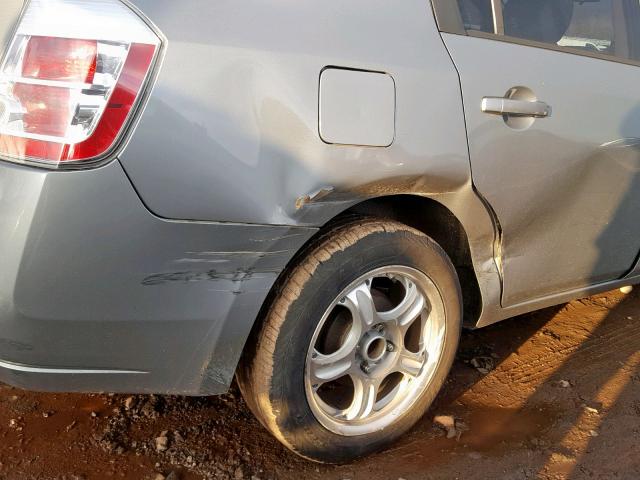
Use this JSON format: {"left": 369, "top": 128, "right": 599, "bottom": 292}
{"left": 304, "top": 265, "right": 447, "bottom": 436}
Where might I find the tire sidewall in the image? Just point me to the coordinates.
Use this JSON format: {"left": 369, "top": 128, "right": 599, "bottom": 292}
{"left": 268, "top": 224, "right": 462, "bottom": 462}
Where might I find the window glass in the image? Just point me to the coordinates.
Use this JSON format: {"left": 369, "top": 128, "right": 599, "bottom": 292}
{"left": 502, "top": 0, "right": 640, "bottom": 60}
{"left": 457, "top": 0, "right": 494, "bottom": 33}
{"left": 558, "top": 1, "right": 615, "bottom": 56}
{"left": 503, "top": 0, "right": 617, "bottom": 57}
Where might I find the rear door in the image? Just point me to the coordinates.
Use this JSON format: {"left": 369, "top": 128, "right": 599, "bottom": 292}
{"left": 438, "top": 0, "right": 640, "bottom": 306}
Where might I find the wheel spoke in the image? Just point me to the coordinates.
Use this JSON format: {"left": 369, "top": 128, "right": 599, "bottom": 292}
{"left": 396, "top": 350, "right": 426, "bottom": 378}
{"left": 345, "top": 374, "right": 380, "bottom": 420}
{"left": 378, "top": 279, "right": 426, "bottom": 331}
{"left": 309, "top": 346, "right": 355, "bottom": 385}
{"left": 344, "top": 281, "right": 379, "bottom": 328}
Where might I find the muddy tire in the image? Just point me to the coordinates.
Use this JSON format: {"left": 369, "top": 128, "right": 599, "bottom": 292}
{"left": 237, "top": 219, "right": 462, "bottom": 463}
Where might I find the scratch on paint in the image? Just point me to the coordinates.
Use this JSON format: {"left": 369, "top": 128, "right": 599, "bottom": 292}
{"left": 141, "top": 268, "right": 279, "bottom": 287}
{"left": 185, "top": 250, "right": 289, "bottom": 257}
{"left": 249, "top": 233, "right": 306, "bottom": 243}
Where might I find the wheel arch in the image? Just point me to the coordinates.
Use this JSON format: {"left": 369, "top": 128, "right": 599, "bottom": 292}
{"left": 340, "top": 195, "right": 483, "bottom": 326}
{"left": 250, "top": 194, "right": 483, "bottom": 354}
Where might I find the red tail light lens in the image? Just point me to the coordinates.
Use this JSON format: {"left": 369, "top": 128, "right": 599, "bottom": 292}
{"left": 22, "top": 37, "right": 98, "bottom": 83}
{"left": 0, "top": 0, "right": 163, "bottom": 169}
{"left": 13, "top": 83, "right": 72, "bottom": 137}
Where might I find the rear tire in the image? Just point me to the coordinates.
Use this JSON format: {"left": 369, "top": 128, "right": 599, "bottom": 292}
{"left": 237, "top": 219, "right": 462, "bottom": 463}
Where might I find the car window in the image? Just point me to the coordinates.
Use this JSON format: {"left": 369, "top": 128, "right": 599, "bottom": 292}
{"left": 503, "top": 0, "right": 616, "bottom": 56}
{"left": 456, "top": 0, "right": 640, "bottom": 63}
{"left": 502, "top": 0, "right": 640, "bottom": 60}
{"left": 557, "top": 1, "right": 615, "bottom": 56}
{"left": 457, "top": 0, "right": 494, "bottom": 34}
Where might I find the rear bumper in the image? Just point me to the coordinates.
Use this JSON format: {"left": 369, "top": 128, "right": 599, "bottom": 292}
{"left": 0, "top": 160, "right": 315, "bottom": 394}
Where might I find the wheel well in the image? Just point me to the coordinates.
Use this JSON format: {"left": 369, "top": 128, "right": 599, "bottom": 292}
{"left": 336, "top": 195, "right": 482, "bottom": 326}
{"left": 239, "top": 195, "right": 483, "bottom": 381}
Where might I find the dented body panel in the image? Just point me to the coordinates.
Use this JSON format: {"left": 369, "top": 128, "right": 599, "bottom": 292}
{"left": 0, "top": 161, "right": 315, "bottom": 394}
{"left": 441, "top": 33, "right": 640, "bottom": 307}
{"left": 119, "top": 0, "right": 473, "bottom": 227}
{"left": 116, "top": 0, "right": 509, "bottom": 331}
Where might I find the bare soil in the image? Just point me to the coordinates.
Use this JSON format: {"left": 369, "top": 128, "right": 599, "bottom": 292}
{"left": 1, "top": 289, "right": 639, "bottom": 480}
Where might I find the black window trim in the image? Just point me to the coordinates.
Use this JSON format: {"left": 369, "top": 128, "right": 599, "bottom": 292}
{"left": 430, "top": 0, "right": 640, "bottom": 69}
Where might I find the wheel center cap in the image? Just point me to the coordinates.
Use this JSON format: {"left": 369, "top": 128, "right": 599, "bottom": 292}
{"left": 361, "top": 332, "right": 387, "bottom": 363}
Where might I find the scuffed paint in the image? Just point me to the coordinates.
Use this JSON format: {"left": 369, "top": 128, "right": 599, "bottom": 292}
{"left": 295, "top": 186, "right": 335, "bottom": 210}
{"left": 141, "top": 268, "right": 279, "bottom": 287}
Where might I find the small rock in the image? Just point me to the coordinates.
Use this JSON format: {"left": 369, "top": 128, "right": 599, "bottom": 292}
{"left": 433, "top": 415, "right": 457, "bottom": 439}
{"left": 90, "top": 411, "right": 98, "bottom": 418}
{"left": 433, "top": 414, "right": 455, "bottom": 429}
{"left": 8, "top": 419, "right": 17, "bottom": 428}
{"left": 620, "top": 286, "right": 633, "bottom": 294}
{"left": 558, "top": 380, "right": 571, "bottom": 388}
{"left": 584, "top": 406, "right": 599, "bottom": 415}
{"left": 155, "top": 435, "right": 169, "bottom": 452}
{"left": 140, "top": 400, "right": 158, "bottom": 419}
{"left": 470, "top": 356, "right": 495, "bottom": 374}
{"left": 589, "top": 430, "right": 599, "bottom": 437}
{"left": 124, "top": 397, "right": 135, "bottom": 410}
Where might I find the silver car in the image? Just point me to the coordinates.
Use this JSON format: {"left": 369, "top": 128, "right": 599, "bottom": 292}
{"left": 0, "top": 0, "right": 639, "bottom": 463}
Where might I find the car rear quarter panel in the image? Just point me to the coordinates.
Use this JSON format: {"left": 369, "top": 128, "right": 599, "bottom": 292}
{"left": 0, "top": 160, "right": 316, "bottom": 394}
{"left": 121, "top": 0, "right": 505, "bottom": 333}
{"left": 121, "top": 0, "right": 474, "bottom": 227}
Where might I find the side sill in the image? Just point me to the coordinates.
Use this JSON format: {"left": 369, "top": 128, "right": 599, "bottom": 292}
{"left": 476, "top": 274, "right": 640, "bottom": 328}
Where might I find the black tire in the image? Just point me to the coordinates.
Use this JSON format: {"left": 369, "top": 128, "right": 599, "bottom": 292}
{"left": 237, "top": 218, "right": 462, "bottom": 463}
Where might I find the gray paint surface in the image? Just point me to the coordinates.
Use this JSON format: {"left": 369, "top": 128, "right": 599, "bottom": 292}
{"left": 119, "top": 0, "right": 473, "bottom": 227}
{"left": 442, "top": 33, "right": 640, "bottom": 306}
{"left": 0, "top": 160, "right": 315, "bottom": 394}
{"left": 0, "top": 1, "right": 21, "bottom": 46}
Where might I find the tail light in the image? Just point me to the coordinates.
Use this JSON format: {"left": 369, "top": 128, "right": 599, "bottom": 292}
{"left": 0, "top": 0, "right": 163, "bottom": 169}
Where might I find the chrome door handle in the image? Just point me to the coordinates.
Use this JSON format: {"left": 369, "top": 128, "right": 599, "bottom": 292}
{"left": 482, "top": 97, "right": 552, "bottom": 118}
